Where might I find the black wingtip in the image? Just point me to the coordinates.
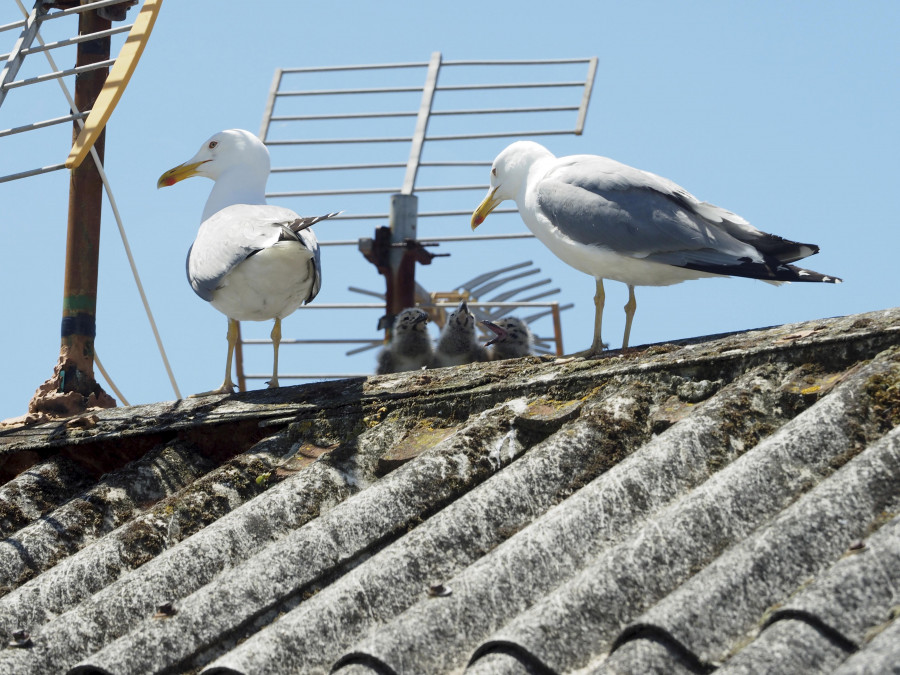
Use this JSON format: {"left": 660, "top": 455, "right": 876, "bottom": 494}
{"left": 784, "top": 264, "right": 842, "bottom": 283}
{"left": 677, "top": 259, "right": 842, "bottom": 283}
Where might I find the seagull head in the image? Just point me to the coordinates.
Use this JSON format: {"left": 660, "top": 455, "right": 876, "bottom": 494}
{"left": 157, "top": 129, "right": 270, "bottom": 188}
{"left": 482, "top": 317, "right": 532, "bottom": 349}
{"left": 446, "top": 300, "right": 475, "bottom": 332}
{"left": 471, "top": 141, "right": 554, "bottom": 230}
{"left": 394, "top": 308, "right": 429, "bottom": 333}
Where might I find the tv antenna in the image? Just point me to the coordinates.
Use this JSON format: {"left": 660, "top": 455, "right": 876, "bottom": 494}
{"left": 232, "top": 52, "right": 597, "bottom": 388}
{"left": 1, "top": 0, "right": 169, "bottom": 418}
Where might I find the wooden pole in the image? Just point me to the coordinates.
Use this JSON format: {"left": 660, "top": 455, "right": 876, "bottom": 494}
{"left": 29, "top": 5, "right": 115, "bottom": 418}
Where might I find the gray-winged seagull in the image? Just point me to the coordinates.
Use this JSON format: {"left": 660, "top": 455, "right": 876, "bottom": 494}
{"left": 472, "top": 141, "right": 841, "bottom": 354}
{"left": 158, "top": 129, "right": 339, "bottom": 394}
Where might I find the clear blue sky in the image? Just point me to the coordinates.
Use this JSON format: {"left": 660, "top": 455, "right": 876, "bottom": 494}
{"left": 1, "top": 1, "right": 897, "bottom": 420}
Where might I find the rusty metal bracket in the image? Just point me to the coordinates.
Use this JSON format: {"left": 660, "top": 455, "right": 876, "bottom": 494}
{"left": 361, "top": 228, "right": 449, "bottom": 334}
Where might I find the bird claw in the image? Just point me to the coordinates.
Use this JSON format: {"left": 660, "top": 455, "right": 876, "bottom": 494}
{"left": 559, "top": 343, "right": 610, "bottom": 361}
{"left": 189, "top": 381, "right": 235, "bottom": 398}
{"left": 188, "top": 388, "right": 233, "bottom": 398}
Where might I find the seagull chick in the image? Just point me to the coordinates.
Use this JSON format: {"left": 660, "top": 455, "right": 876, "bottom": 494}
{"left": 376, "top": 308, "right": 433, "bottom": 374}
{"left": 472, "top": 141, "right": 842, "bottom": 355}
{"left": 481, "top": 317, "right": 534, "bottom": 360}
{"left": 431, "top": 301, "right": 488, "bottom": 368}
{"left": 158, "top": 129, "right": 339, "bottom": 395}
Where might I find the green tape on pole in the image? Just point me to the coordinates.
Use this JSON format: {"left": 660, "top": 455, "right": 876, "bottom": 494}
{"left": 62, "top": 295, "right": 96, "bottom": 313}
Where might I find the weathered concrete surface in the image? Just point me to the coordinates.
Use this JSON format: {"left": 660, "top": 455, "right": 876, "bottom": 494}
{"left": 0, "top": 307, "right": 895, "bottom": 675}
{"left": 2, "top": 308, "right": 897, "bottom": 473}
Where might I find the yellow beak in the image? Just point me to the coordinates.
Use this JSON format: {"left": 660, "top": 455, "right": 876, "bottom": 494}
{"left": 471, "top": 186, "right": 503, "bottom": 230}
{"left": 156, "top": 159, "right": 209, "bottom": 188}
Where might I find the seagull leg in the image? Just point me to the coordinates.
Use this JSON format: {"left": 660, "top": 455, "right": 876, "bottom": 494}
{"left": 591, "top": 278, "right": 605, "bottom": 351}
{"left": 219, "top": 318, "right": 239, "bottom": 392}
{"left": 190, "top": 318, "right": 238, "bottom": 397}
{"left": 622, "top": 284, "right": 636, "bottom": 349}
{"left": 561, "top": 277, "right": 608, "bottom": 360}
{"left": 589, "top": 278, "right": 607, "bottom": 354}
{"left": 268, "top": 317, "right": 282, "bottom": 389}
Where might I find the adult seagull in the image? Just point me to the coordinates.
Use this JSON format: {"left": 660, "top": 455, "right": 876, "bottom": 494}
{"left": 158, "top": 129, "right": 339, "bottom": 394}
{"left": 472, "top": 141, "right": 841, "bottom": 354}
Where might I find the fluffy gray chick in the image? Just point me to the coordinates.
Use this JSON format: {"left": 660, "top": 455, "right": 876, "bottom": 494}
{"left": 431, "top": 300, "right": 488, "bottom": 368}
{"left": 482, "top": 317, "right": 534, "bottom": 360}
{"left": 376, "top": 308, "right": 433, "bottom": 374}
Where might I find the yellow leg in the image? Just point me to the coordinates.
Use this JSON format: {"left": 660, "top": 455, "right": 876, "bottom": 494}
{"left": 268, "top": 317, "right": 282, "bottom": 389}
{"left": 622, "top": 284, "right": 636, "bottom": 349}
{"left": 590, "top": 278, "right": 606, "bottom": 354}
{"left": 190, "top": 318, "right": 238, "bottom": 396}
{"left": 221, "top": 318, "right": 239, "bottom": 392}
{"left": 560, "top": 277, "right": 609, "bottom": 359}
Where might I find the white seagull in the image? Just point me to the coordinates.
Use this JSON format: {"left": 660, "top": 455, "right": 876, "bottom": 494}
{"left": 158, "top": 129, "right": 339, "bottom": 394}
{"left": 472, "top": 141, "right": 841, "bottom": 354}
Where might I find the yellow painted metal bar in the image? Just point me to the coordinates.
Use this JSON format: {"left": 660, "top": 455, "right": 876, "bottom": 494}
{"left": 65, "top": 0, "right": 162, "bottom": 169}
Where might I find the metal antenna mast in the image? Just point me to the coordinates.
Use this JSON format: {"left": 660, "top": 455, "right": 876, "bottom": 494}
{"left": 1, "top": 0, "right": 161, "bottom": 416}
{"left": 29, "top": 2, "right": 115, "bottom": 416}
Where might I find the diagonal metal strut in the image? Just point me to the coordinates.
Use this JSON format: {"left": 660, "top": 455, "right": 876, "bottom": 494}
{"left": 0, "top": 0, "right": 48, "bottom": 109}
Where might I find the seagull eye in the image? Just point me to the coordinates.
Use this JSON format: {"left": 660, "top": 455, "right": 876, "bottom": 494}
{"left": 208, "top": 141, "right": 218, "bottom": 149}
{"left": 491, "top": 167, "right": 497, "bottom": 176}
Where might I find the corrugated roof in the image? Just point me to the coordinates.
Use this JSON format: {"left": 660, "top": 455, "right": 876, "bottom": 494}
{"left": 0, "top": 307, "right": 898, "bottom": 675}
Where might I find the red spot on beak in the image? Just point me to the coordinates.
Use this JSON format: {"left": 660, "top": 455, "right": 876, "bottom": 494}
{"left": 164, "top": 177, "right": 176, "bottom": 186}
{"left": 473, "top": 215, "right": 484, "bottom": 226}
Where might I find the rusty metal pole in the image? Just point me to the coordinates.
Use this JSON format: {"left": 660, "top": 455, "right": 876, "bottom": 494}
{"left": 387, "top": 193, "right": 418, "bottom": 320}
{"left": 29, "top": 5, "right": 115, "bottom": 417}
{"left": 360, "top": 195, "right": 445, "bottom": 342}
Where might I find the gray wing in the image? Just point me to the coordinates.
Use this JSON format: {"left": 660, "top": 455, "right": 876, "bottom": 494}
{"left": 187, "top": 204, "right": 330, "bottom": 302}
{"left": 538, "top": 159, "right": 838, "bottom": 283}
{"left": 295, "top": 226, "right": 322, "bottom": 303}
{"left": 535, "top": 156, "right": 763, "bottom": 270}
{"left": 284, "top": 212, "right": 342, "bottom": 303}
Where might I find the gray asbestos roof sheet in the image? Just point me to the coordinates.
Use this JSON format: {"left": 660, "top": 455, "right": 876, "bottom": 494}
{"left": 0, "top": 307, "right": 897, "bottom": 674}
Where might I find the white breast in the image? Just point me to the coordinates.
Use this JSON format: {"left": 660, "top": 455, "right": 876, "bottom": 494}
{"left": 209, "top": 241, "right": 316, "bottom": 321}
